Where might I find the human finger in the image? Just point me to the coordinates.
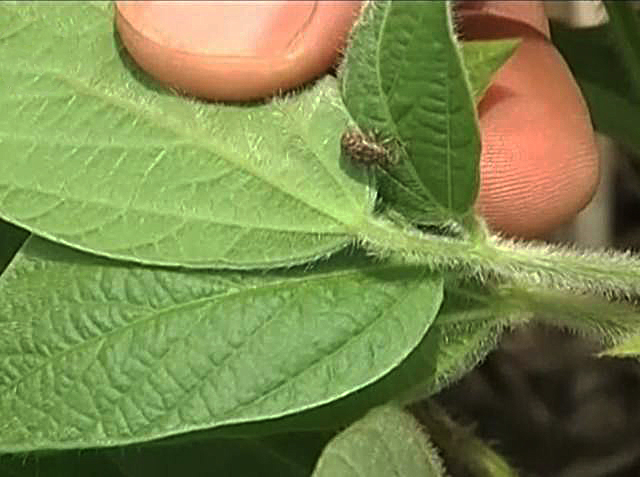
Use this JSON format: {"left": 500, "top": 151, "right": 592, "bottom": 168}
{"left": 115, "top": 1, "right": 362, "bottom": 101}
{"left": 458, "top": 1, "right": 600, "bottom": 238}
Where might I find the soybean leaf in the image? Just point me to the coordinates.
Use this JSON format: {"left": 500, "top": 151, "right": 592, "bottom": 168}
{"left": 602, "top": 1, "right": 640, "bottom": 103}
{"left": 226, "top": 281, "right": 524, "bottom": 435}
{"left": 0, "top": 237, "right": 443, "bottom": 452}
{"left": 340, "top": 0, "right": 481, "bottom": 225}
{"left": 0, "top": 2, "right": 373, "bottom": 269}
{"left": 550, "top": 15, "right": 640, "bottom": 156}
{"left": 399, "top": 283, "right": 528, "bottom": 402}
{"left": 312, "top": 404, "right": 447, "bottom": 477}
{"left": 461, "top": 39, "right": 520, "bottom": 102}
{"left": 114, "top": 281, "right": 521, "bottom": 442}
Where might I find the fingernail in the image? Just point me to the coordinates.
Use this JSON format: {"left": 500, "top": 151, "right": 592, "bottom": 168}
{"left": 115, "top": 1, "right": 362, "bottom": 101}
{"left": 116, "top": 1, "right": 317, "bottom": 58}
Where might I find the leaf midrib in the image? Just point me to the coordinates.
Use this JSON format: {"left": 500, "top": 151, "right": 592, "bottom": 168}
{"left": 2, "top": 64, "right": 365, "bottom": 234}
{"left": 39, "top": 273, "right": 422, "bottom": 447}
{"left": 0, "top": 180, "right": 348, "bottom": 236}
{"left": 374, "top": 3, "right": 450, "bottom": 211}
{"left": 0, "top": 266, "right": 435, "bottom": 450}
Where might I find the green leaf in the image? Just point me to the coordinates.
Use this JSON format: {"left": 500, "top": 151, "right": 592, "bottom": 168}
{"left": 0, "top": 2, "right": 373, "bottom": 269}
{"left": 237, "top": 281, "right": 523, "bottom": 434}
{"left": 550, "top": 17, "right": 640, "bottom": 156}
{"left": 400, "top": 282, "right": 528, "bottom": 401}
{"left": 602, "top": 1, "right": 640, "bottom": 103}
{"left": 0, "top": 237, "right": 443, "bottom": 452}
{"left": 312, "top": 405, "right": 447, "bottom": 477}
{"left": 577, "top": 80, "right": 640, "bottom": 156}
{"left": 461, "top": 39, "right": 521, "bottom": 102}
{"left": 109, "top": 431, "right": 331, "bottom": 477}
{"left": 340, "top": 0, "right": 481, "bottom": 224}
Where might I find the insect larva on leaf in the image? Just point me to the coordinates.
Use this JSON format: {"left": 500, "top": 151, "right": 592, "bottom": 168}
{"left": 340, "top": 129, "right": 398, "bottom": 168}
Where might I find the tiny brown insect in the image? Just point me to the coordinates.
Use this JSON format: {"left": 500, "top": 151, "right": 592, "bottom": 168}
{"left": 341, "top": 129, "right": 396, "bottom": 168}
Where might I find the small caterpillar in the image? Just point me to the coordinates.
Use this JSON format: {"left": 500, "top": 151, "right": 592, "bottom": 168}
{"left": 341, "top": 129, "right": 397, "bottom": 168}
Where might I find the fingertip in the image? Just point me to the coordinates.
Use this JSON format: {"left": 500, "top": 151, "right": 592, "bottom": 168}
{"left": 115, "top": 1, "right": 363, "bottom": 101}
{"left": 474, "top": 36, "right": 599, "bottom": 238}
{"left": 456, "top": 4, "right": 599, "bottom": 238}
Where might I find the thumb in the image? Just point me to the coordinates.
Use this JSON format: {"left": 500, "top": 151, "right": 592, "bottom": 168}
{"left": 115, "top": 1, "right": 362, "bottom": 101}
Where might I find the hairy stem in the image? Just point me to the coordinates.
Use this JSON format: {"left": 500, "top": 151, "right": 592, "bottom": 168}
{"left": 360, "top": 215, "right": 640, "bottom": 300}
{"left": 413, "top": 400, "right": 520, "bottom": 477}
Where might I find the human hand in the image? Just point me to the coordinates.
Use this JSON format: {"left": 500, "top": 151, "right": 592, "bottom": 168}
{"left": 115, "top": 0, "right": 599, "bottom": 239}
{"left": 458, "top": 1, "right": 599, "bottom": 239}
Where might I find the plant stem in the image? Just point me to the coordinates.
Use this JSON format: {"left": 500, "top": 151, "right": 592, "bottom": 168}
{"left": 498, "top": 285, "right": 640, "bottom": 343}
{"left": 361, "top": 215, "right": 640, "bottom": 300}
{"left": 413, "top": 400, "right": 520, "bottom": 477}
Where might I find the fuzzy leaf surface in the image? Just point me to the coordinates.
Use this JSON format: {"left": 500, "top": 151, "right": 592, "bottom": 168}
{"left": 0, "top": 238, "right": 442, "bottom": 452}
{"left": 340, "top": 0, "right": 481, "bottom": 224}
{"left": 0, "top": 2, "right": 373, "bottom": 269}
{"left": 239, "top": 281, "right": 523, "bottom": 434}
{"left": 312, "top": 405, "right": 446, "bottom": 477}
{"left": 398, "top": 283, "right": 527, "bottom": 402}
